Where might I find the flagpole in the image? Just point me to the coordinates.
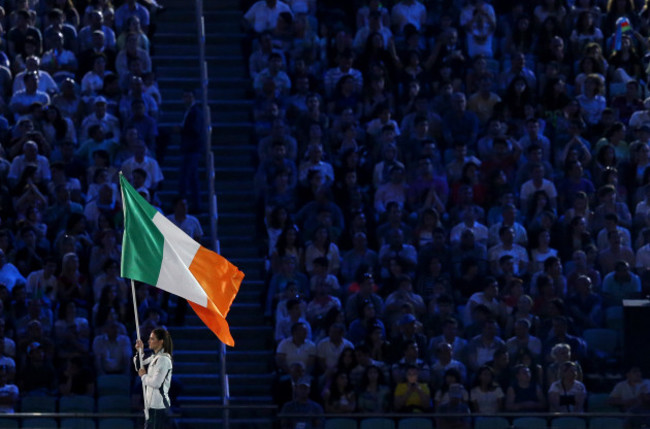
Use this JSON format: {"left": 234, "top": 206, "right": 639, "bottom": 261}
{"left": 119, "top": 172, "right": 149, "bottom": 421}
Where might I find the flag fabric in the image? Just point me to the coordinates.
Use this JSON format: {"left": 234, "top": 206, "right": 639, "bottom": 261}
{"left": 119, "top": 174, "right": 244, "bottom": 346}
{"left": 614, "top": 17, "right": 632, "bottom": 51}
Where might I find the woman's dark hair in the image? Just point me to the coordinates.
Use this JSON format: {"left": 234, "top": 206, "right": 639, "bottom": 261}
{"left": 95, "top": 283, "right": 120, "bottom": 327}
{"left": 440, "top": 368, "right": 462, "bottom": 393}
{"left": 336, "top": 347, "right": 357, "bottom": 373}
{"left": 473, "top": 365, "right": 498, "bottom": 391}
{"left": 328, "top": 370, "right": 353, "bottom": 403}
{"left": 596, "top": 143, "right": 617, "bottom": 167}
{"left": 360, "top": 364, "right": 386, "bottom": 390}
{"left": 275, "top": 224, "right": 301, "bottom": 257}
{"left": 44, "top": 104, "right": 68, "bottom": 141}
{"left": 152, "top": 327, "right": 173, "bottom": 358}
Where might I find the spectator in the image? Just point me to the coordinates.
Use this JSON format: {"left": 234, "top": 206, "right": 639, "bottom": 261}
{"left": 394, "top": 364, "right": 431, "bottom": 412}
{"left": 275, "top": 322, "right": 316, "bottom": 374}
{"left": 505, "top": 364, "right": 547, "bottom": 412}
{"left": 92, "top": 320, "right": 131, "bottom": 375}
{"left": 548, "top": 361, "right": 587, "bottom": 412}
{"left": 280, "top": 377, "right": 323, "bottom": 429}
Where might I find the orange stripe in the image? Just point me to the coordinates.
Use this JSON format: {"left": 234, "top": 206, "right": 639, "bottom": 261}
{"left": 188, "top": 245, "right": 245, "bottom": 346}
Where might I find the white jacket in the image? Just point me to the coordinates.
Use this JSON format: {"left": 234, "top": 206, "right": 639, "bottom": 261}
{"left": 135, "top": 349, "right": 172, "bottom": 410}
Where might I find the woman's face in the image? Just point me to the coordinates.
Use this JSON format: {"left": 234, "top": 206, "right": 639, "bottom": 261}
{"left": 479, "top": 369, "right": 492, "bottom": 385}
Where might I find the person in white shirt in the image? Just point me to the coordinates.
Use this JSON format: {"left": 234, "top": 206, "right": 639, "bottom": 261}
{"left": 41, "top": 31, "right": 77, "bottom": 79}
{"left": 121, "top": 140, "right": 163, "bottom": 191}
{"left": 12, "top": 56, "right": 58, "bottom": 95}
{"left": 391, "top": 0, "right": 427, "bottom": 33}
{"left": 520, "top": 163, "right": 557, "bottom": 210}
{"left": 609, "top": 367, "right": 650, "bottom": 411}
{"left": 167, "top": 197, "right": 203, "bottom": 241}
{"left": 243, "top": 0, "right": 293, "bottom": 34}
{"left": 316, "top": 323, "right": 354, "bottom": 378}
{"left": 79, "top": 96, "right": 121, "bottom": 142}
{"left": 8, "top": 140, "right": 51, "bottom": 188}
{"left": 450, "top": 209, "right": 488, "bottom": 245}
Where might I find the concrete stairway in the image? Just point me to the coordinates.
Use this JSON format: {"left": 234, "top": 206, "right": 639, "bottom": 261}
{"left": 152, "top": 1, "right": 273, "bottom": 427}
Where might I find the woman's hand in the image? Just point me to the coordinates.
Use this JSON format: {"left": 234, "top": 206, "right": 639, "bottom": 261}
{"left": 135, "top": 339, "right": 144, "bottom": 351}
{"left": 138, "top": 368, "right": 146, "bottom": 377}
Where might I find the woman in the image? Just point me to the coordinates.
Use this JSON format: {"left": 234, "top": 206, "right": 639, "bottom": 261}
{"left": 548, "top": 361, "right": 587, "bottom": 412}
{"left": 322, "top": 370, "right": 356, "bottom": 413}
{"left": 570, "top": 11, "right": 604, "bottom": 57}
{"left": 116, "top": 16, "right": 150, "bottom": 52}
{"left": 470, "top": 365, "right": 504, "bottom": 413}
{"left": 357, "top": 364, "right": 390, "bottom": 412}
{"left": 576, "top": 73, "right": 607, "bottom": 126}
{"left": 135, "top": 328, "right": 173, "bottom": 429}
{"left": 530, "top": 229, "right": 559, "bottom": 273}
{"left": 546, "top": 343, "right": 584, "bottom": 388}
{"left": 304, "top": 226, "right": 340, "bottom": 276}
{"left": 506, "top": 364, "right": 547, "bottom": 411}
{"left": 40, "top": 104, "right": 76, "bottom": 147}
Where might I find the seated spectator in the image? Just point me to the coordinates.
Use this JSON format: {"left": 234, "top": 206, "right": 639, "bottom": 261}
{"left": 345, "top": 272, "right": 383, "bottom": 321}
{"left": 279, "top": 377, "right": 323, "bottom": 429}
{"left": 602, "top": 260, "right": 642, "bottom": 306}
{"left": 391, "top": 340, "right": 430, "bottom": 385}
{"left": 470, "top": 365, "right": 504, "bottom": 413}
{"left": 0, "top": 365, "right": 18, "bottom": 412}
{"left": 0, "top": 249, "right": 26, "bottom": 294}
{"left": 430, "top": 342, "right": 467, "bottom": 390}
{"left": 92, "top": 320, "right": 130, "bottom": 375}
{"left": 304, "top": 227, "right": 340, "bottom": 277}
{"left": 394, "top": 364, "right": 431, "bottom": 412}
{"left": 389, "top": 313, "right": 427, "bottom": 361}
{"left": 488, "top": 226, "right": 529, "bottom": 276}
{"left": 357, "top": 364, "right": 391, "bottom": 413}
{"left": 374, "top": 165, "right": 409, "bottom": 216}
{"left": 115, "top": 32, "right": 151, "bottom": 79}
{"left": 166, "top": 197, "right": 202, "bottom": 242}
{"left": 549, "top": 361, "right": 587, "bottom": 412}
{"left": 428, "top": 318, "right": 468, "bottom": 364}
{"left": 506, "top": 364, "right": 547, "bottom": 412}
{"left": 467, "top": 319, "right": 506, "bottom": 374}
{"left": 317, "top": 323, "right": 354, "bottom": 380}
{"left": 9, "top": 71, "right": 50, "bottom": 118}
{"left": 243, "top": 0, "right": 292, "bottom": 34}
{"left": 348, "top": 301, "right": 384, "bottom": 345}
{"left": 41, "top": 31, "right": 77, "bottom": 80}
{"left": 18, "top": 341, "right": 57, "bottom": 396}
{"left": 58, "top": 357, "right": 94, "bottom": 397}
{"left": 609, "top": 366, "right": 650, "bottom": 411}
{"left": 546, "top": 342, "right": 584, "bottom": 388}
{"left": 506, "top": 318, "right": 542, "bottom": 360}
{"left": 322, "top": 370, "right": 356, "bottom": 413}
{"left": 275, "top": 322, "right": 316, "bottom": 374}
{"left": 567, "top": 274, "right": 602, "bottom": 331}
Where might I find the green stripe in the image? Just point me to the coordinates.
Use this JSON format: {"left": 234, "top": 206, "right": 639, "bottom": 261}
{"left": 120, "top": 174, "right": 164, "bottom": 285}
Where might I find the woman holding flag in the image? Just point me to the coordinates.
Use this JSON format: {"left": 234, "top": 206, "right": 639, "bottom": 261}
{"left": 135, "top": 328, "right": 174, "bottom": 429}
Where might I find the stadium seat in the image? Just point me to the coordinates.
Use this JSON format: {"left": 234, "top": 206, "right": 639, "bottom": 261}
{"left": 20, "top": 396, "right": 56, "bottom": 412}
{"left": 589, "top": 417, "right": 624, "bottom": 429}
{"left": 97, "top": 395, "right": 131, "bottom": 413}
{"left": 398, "top": 417, "right": 434, "bottom": 429}
{"left": 588, "top": 393, "right": 618, "bottom": 412}
{"left": 360, "top": 418, "right": 395, "bottom": 429}
{"left": 512, "top": 417, "right": 546, "bottom": 429}
{"left": 60, "top": 418, "right": 96, "bottom": 429}
{"left": 474, "top": 417, "right": 510, "bottom": 429}
{"left": 21, "top": 418, "right": 57, "bottom": 429}
{"left": 97, "top": 375, "right": 131, "bottom": 396}
{"left": 59, "top": 395, "right": 95, "bottom": 413}
{"left": 325, "top": 418, "right": 357, "bottom": 429}
{"left": 98, "top": 418, "right": 135, "bottom": 429}
{"left": 551, "top": 417, "right": 586, "bottom": 429}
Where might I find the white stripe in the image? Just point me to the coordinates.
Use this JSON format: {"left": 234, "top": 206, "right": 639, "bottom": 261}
{"left": 152, "top": 212, "right": 208, "bottom": 307}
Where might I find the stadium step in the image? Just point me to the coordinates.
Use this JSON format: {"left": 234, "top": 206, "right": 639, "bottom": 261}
{"left": 153, "top": 1, "right": 273, "bottom": 426}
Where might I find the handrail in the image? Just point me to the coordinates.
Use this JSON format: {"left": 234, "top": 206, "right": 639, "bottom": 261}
{"left": 277, "top": 411, "right": 650, "bottom": 418}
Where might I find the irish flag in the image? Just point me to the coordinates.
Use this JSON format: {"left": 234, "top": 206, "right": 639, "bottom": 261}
{"left": 119, "top": 174, "right": 244, "bottom": 346}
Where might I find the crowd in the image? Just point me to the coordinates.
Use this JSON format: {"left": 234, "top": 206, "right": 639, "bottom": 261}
{"left": 243, "top": 0, "right": 650, "bottom": 427}
{"left": 0, "top": 0, "right": 199, "bottom": 416}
